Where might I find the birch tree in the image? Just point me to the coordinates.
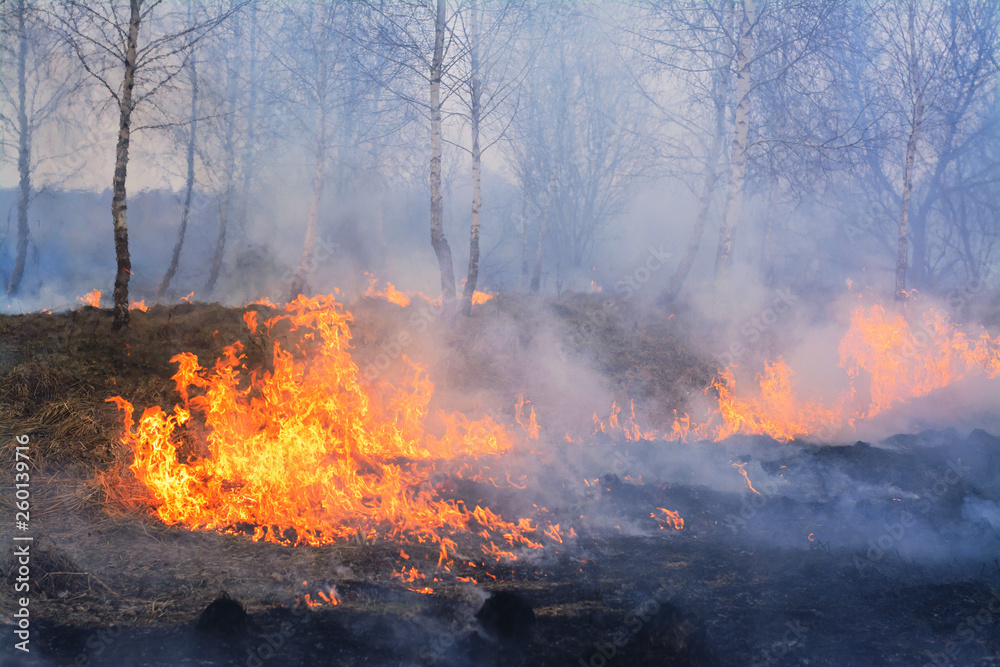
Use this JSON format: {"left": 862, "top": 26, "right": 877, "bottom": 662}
{"left": 451, "top": 0, "right": 534, "bottom": 314}
{"left": 850, "top": 0, "right": 999, "bottom": 295}
{"left": 156, "top": 1, "right": 199, "bottom": 299}
{"left": 712, "top": 0, "right": 755, "bottom": 304}
{"left": 1, "top": 0, "right": 80, "bottom": 295}
{"left": 56, "top": 0, "right": 232, "bottom": 329}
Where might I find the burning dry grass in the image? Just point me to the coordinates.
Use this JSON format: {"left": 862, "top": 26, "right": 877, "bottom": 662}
{"left": 0, "top": 293, "right": 702, "bottom": 540}
{"left": 3, "top": 291, "right": 1000, "bottom": 664}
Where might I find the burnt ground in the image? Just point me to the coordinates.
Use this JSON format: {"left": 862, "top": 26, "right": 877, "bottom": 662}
{"left": 1, "top": 295, "right": 1000, "bottom": 666}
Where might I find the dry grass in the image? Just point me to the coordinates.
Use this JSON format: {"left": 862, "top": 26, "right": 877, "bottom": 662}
{"left": 0, "top": 294, "right": 715, "bottom": 533}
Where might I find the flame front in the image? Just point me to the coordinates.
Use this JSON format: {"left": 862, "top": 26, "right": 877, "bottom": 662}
{"left": 107, "top": 295, "right": 542, "bottom": 555}
{"left": 595, "top": 299, "right": 1000, "bottom": 443}
{"left": 694, "top": 301, "right": 1000, "bottom": 441}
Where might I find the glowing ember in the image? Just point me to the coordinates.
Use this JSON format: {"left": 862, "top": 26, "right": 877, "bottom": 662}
{"left": 107, "top": 295, "right": 556, "bottom": 557}
{"left": 299, "top": 581, "right": 340, "bottom": 607}
{"left": 732, "top": 462, "right": 760, "bottom": 494}
{"left": 78, "top": 289, "right": 101, "bottom": 308}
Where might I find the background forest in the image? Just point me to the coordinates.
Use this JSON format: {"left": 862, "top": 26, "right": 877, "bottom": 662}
{"left": 0, "top": 0, "right": 997, "bottom": 325}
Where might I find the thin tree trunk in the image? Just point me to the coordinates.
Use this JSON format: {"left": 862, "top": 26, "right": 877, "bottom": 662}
{"left": 909, "top": 207, "right": 927, "bottom": 289}
{"left": 430, "top": 0, "right": 456, "bottom": 302}
{"left": 289, "top": 113, "right": 325, "bottom": 301}
{"left": 157, "top": 39, "right": 197, "bottom": 300}
{"left": 205, "top": 18, "right": 241, "bottom": 296}
{"left": 238, "top": 0, "right": 257, "bottom": 245}
{"left": 111, "top": 0, "right": 141, "bottom": 330}
{"left": 761, "top": 179, "right": 777, "bottom": 287}
{"left": 896, "top": 3, "right": 923, "bottom": 301}
{"left": 519, "top": 195, "right": 528, "bottom": 290}
{"left": 461, "top": 0, "right": 481, "bottom": 317}
{"left": 661, "top": 78, "right": 727, "bottom": 304}
{"left": 713, "top": 0, "right": 755, "bottom": 307}
{"left": 7, "top": 0, "right": 30, "bottom": 296}
{"left": 530, "top": 203, "right": 547, "bottom": 294}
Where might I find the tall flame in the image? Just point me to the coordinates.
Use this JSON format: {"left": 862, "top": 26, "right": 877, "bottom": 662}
{"left": 107, "top": 295, "right": 549, "bottom": 556}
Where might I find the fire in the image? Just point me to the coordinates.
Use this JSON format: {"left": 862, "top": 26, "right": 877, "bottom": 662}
{"left": 732, "top": 462, "right": 760, "bottom": 494}
{"left": 364, "top": 273, "right": 411, "bottom": 307}
{"left": 684, "top": 300, "right": 1000, "bottom": 441}
{"left": 593, "top": 400, "right": 660, "bottom": 441}
{"left": 78, "top": 289, "right": 101, "bottom": 308}
{"left": 653, "top": 508, "right": 684, "bottom": 530}
{"left": 107, "top": 295, "right": 560, "bottom": 558}
{"left": 180, "top": 291, "right": 194, "bottom": 303}
{"left": 365, "top": 273, "right": 493, "bottom": 308}
{"left": 595, "top": 298, "right": 1000, "bottom": 443}
{"left": 129, "top": 299, "right": 148, "bottom": 312}
{"left": 471, "top": 291, "right": 493, "bottom": 305}
{"left": 515, "top": 396, "right": 539, "bottom": 439}
{"left": 299, "top": 581, "right": 340, "bottom": 607}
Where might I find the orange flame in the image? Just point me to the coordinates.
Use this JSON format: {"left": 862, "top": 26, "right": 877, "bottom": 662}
{"left": 129, "top": 299, "right": 148, "bottom": 312}
{"left": 242, "top": 311, "right": 258, "bottom": 334}
{"left": 364, "top": 273, "right": 411, "bottom": 307}
{"left": 653, "top": 508, "right": 684, "bottom": 530}
{"left": 365, "top": 274, "right": 492, "bottom": 308}
{"left": 106, "top": 295, "right": 559, "bottom": 557}
{"left": 515, "top": 396, "right": 539, "bottom": 439}
{"left": 591, "top": 298, "right": 998, "bottom": 444}
{"left": 669, "top": 299, "right": 1000, "bottom": 442}
{"left": 471, "top": 291, "right": 494, "bottom": 305}
{"left": 78, "top": 289, "right": 101, "bottom": 308}
{"left": 732, "top": 462, "right": 760, "bottom": 494}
